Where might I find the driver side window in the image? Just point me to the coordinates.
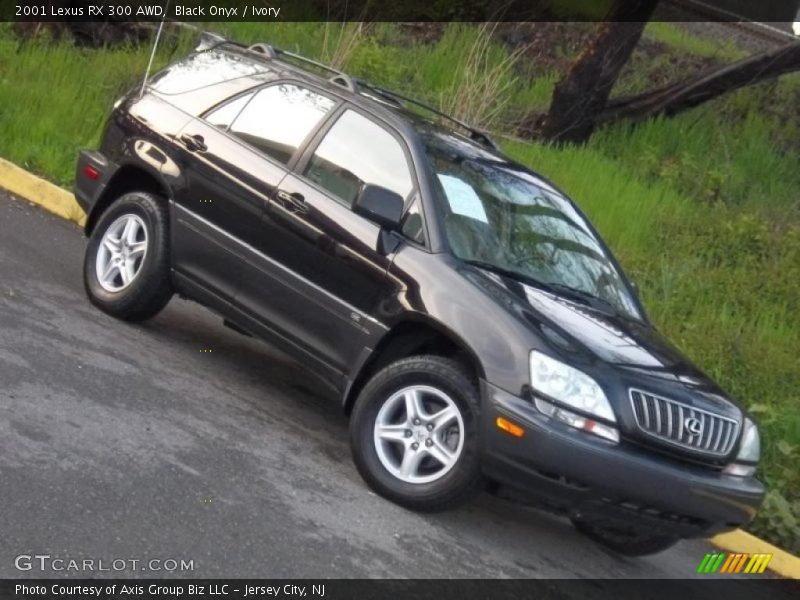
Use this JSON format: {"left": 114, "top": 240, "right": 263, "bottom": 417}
{"left": 304, "top": 109, "right": 413, "bottom": 208}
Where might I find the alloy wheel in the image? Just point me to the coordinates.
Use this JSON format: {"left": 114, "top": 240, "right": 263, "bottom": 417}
{"left": 95, "top": 213, "right": 148, "bottom": 292}
{"left": 373, "top": 385, "right": 465, "bottom": 484}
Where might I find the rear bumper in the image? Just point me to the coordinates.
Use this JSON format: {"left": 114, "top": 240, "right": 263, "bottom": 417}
{"left": 480, "top": 382, "right": 765, "bottom": 538}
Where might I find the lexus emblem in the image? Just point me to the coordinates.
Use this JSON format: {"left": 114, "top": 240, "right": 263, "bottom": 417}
{"left": 684, "top": 417, "right": 703, "bottom": 437}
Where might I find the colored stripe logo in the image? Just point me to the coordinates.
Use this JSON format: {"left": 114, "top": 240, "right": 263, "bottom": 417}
{"left": 697, "top": 552, "right": 772, "bottom": 574}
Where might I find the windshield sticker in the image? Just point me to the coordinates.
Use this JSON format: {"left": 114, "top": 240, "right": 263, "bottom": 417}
{"left": 438, "top": 174, "right": 488, "bottom": 223}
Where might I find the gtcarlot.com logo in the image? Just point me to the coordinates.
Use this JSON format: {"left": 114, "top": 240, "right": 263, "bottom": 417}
{"left": 14, "top": 554, "right": 194, "bottom": 573}
{"left": 697, "top": 552, "right": 772, "bottom": 574}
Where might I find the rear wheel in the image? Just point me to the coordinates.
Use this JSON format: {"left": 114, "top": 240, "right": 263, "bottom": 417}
{"left": 83, "top": 191, "right": 173, "bottom": 321}
{"left": 571, "top": 518, "right": 679, "bottom": 556}
{"left": 350, "top": 356, "right": 482, "bottom": 512}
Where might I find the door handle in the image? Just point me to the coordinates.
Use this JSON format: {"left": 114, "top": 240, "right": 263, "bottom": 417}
{"left": 179, "top": 133, "right": 207, "bottom": 152}
{"left": 275, "top": 190, "right": 308, "bottom": 213}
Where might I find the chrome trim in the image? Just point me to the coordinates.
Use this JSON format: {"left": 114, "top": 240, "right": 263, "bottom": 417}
{"left": 629, "top": 388, "right": 739, "bottom": 457}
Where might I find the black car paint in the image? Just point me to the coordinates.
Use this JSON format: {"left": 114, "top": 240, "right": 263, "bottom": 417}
{"left": 75, "top": 42, "right": 764, "bottom": 536}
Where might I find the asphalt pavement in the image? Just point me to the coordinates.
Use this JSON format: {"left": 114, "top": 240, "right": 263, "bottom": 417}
{"left": 0, "top": 189, "right": 724, "bottom": 579}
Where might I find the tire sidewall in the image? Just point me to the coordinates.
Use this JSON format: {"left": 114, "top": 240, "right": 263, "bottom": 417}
{"left": 84, "top": 192, "right": 167, "bottom": 311}
{"left": 351, "top": 358, "right": 481, "bottom": 505}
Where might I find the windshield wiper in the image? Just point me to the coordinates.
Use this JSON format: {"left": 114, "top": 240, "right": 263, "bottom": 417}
{"left": 462, "top": 260, "right": 616, "bottom": 314}
{"left": 544, "top": 282, "right": 620, "bottom": 314}
{"left": 462, "top": 260, "right": 572, "bottom": 298}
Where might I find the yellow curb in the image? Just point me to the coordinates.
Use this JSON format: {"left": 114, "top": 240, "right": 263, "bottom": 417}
{"left": 0, "top": 157, "right": 86, "bottom": 226}
{"left": 711, "top": 529, "right": 800, "bottom": 579}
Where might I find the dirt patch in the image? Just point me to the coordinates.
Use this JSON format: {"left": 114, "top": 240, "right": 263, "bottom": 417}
{"left": 495, "top": 22, "right": 595, "bottom": 77}
{"left": 396, "top": 23, "right": 447, "bottom": 46}
{"left": 615, "top": 38, "right": 724, "bottom": 95}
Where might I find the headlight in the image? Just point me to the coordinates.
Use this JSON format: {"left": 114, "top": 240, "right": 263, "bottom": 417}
{"left": 736, "top": 418, "right": 760, "bottom": 462}
{"left": 530, "top": 351, "right": 615, "bottom": 422}
{"left": 723, "top": 418, "right": 759, "bottom": 477}
{"left": 530, "top": 351, "right": 619, "bottom": 443}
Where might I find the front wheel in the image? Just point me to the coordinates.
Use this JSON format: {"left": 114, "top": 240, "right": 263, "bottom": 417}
{"left": 571, "top": 518, "right": 679, "bottom": 556}
{"left": 83, "top": 191, "right": 173, "bottom": 322}
{"left": 350, "top": 356, "right": 482, "bottom": 512}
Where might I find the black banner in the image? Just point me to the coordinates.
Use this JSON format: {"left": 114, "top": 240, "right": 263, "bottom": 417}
{"left": 3, "top": 0, "right": 800, "bottom": 23}
{"left": 2, "top": 579, "right": 800, "bottom": 600}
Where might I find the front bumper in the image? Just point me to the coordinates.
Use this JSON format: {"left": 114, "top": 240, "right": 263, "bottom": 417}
{"left": 480, "top": 381, "right": 765, "bottom": 538}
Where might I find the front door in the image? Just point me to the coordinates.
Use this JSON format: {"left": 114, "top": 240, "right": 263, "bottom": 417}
{"left": 236, "top": 108, "right": 417, "bottom": 381}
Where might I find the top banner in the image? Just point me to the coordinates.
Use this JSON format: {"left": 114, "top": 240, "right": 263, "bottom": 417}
{"left": 4, "top": 0, "right": 800, "bottom": 23}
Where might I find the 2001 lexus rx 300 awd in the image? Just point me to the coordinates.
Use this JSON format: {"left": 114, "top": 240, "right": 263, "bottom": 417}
{"left": 75, "top": 34, "right": 764, "bottom": 555}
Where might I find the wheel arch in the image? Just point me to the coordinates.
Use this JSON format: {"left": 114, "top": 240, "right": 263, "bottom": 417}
{"left": 343, "top": 316, "right": 485, "bottom": 415}
{"left": 85, "top": 163, "right": 171, "bottom": 236}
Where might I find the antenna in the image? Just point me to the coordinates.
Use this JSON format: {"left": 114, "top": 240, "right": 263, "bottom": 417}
{"left": 140, "top": 0, "right": 171, "bottom": 98}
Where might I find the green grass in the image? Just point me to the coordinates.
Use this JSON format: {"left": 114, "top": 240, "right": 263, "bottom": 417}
{"left": 0, "top": 22, "right": 798, "bottom": 551}
{"left": 0, "top": 25, "right": 194, "bottom": 184}
{"left": 643, "top": 22, "right": 745, "bottom": 60}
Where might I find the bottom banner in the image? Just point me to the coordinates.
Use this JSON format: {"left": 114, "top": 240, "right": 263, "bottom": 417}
{"left": 2, "top": 579, "right": 798, "bottom": 600}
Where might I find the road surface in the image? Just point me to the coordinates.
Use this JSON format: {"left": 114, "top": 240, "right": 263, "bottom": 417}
{"left": 0, "top": 190, "right": 727, "bottom": 579}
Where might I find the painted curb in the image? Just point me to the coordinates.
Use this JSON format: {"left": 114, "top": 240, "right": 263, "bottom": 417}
{"left": 1, "top": 156, "right": 798, "bottom": 579}
{"left": 711, "top": 529, "right": 800, "bottom": 579}
{"left": 0, "top": 157, "right": 85, "bottom": 226}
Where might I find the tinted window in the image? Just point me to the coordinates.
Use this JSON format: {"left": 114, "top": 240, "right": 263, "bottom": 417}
{"left": 305, "top": 110, "right": 413, "bottom": 207}
{"left": 401, "top": 198, "right": 424, "bottom": 244}
{"left": 205, "top": 92, "right": 253, "bottom": 129}
{"left": 228, "top": 84, "right": 335, "bottom": 164}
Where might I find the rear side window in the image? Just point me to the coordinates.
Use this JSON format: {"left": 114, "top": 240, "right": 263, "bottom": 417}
{"left": 205, "top": 92, "right": 253, "bottom": 129}
{"left": 227, "top": 84, "right": 335, "bottom": 164}
{"left": 304, "top": 110, "right": 413, "bottom": 207}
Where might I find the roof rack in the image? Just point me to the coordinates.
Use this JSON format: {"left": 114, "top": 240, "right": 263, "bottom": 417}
{"left": 218, "top": 36, "right": 498, "bottom": 150}
{"left": 353, "top": 81, "right": 498, "bottom": 150}
{"left": 247, "top": 43, "right": 346, "bottom": 78}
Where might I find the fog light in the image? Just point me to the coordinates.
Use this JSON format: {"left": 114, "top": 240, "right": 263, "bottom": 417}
{"left": 534, "top": 397, "right": 619, "bottom": 443}
{"left": 723, "top": 463, "right": 756, "bottom": 477}
{"left": 496, "top": 417, "right": 525, "bottom": 438}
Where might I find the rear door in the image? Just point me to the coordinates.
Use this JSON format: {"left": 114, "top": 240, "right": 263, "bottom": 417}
{"left": 235, "top": 107, "right": 417, "bottom": 380}
{"left": 171, "top": 83, "right": 337, "bottom": 303}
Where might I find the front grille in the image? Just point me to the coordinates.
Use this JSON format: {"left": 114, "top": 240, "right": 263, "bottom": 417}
{"left": 629, "top": 389, "right": 739, "bottom": 457}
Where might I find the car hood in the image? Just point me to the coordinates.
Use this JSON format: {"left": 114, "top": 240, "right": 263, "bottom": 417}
{"left": 468, "top": 267, "right": 741, "bottom": 415}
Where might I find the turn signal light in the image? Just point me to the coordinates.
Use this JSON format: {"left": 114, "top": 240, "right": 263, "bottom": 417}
{"left": 83, "top": 165, "right": 100, "bottom": 180}
{"left": 496, "top": 417, "right": 525, "bottom": 438}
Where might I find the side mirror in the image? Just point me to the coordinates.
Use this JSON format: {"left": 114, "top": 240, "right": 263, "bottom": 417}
{"left": 353, "top": 184, "right": 404, "bottom": 230}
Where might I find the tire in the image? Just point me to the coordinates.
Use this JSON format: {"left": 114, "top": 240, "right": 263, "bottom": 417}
{"left": 83, "top": 191, "right": 173, "bottom": 322}
{"left": 350, "top": 355, "right": 482, "bottom": 512}
{"left": 571, "top": 518, "right": 679, "bottom": 556}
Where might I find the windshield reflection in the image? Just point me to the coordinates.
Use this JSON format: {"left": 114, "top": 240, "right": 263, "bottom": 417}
{"left": 426, "top": 134, "right": 641, "bottom": 320}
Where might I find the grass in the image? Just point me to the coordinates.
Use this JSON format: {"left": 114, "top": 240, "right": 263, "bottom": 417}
{"left": 0, "top": 22, "right": 798, "bottom": 551}
{"left": 643, "top": 22, "right": 745, "bottom": 60}
{"left": 0, "top": 24, "right": 194, "bottom": 184}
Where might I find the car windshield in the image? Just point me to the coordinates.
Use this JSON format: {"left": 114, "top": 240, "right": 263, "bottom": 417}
{"left": 425, "top": 135, "right": 641, "bottom": 320}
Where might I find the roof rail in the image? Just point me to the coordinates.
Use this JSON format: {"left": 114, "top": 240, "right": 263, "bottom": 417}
{"left": 246, "top": 43, "right": 350, "bottom": 80}
{"left": 195, "top": 31, "right": 228, "bottom": 52}
{"left": 247, "top": 43, "right": 278, "bottom": 59}
{"left": 231, "top": 35, "right": 499, "bottom": 150}
{"left": 355, "top": 81, "right": 499, "bottom": 150}
{"left": 328, "top": 74, "right": 358, "bottom": 93}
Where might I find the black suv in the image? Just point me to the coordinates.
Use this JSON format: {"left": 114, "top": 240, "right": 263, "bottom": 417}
{"left": 75, "top": 33, "right": 764, "bottom": 555}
